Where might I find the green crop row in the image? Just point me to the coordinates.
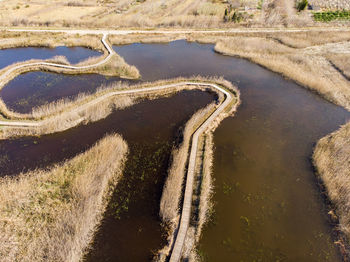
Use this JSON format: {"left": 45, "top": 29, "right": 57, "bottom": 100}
{"left": 313, "top": 10, "right": 350, "bottom": 22}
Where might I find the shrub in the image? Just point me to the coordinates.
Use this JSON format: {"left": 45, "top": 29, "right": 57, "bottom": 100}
{"left": 296, "top": 0, "right": 308, "bottom": 12}
{"left": 232, "top": 10, "right": 243, "bottom": 23}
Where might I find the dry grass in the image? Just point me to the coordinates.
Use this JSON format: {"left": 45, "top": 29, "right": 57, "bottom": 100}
{"left": 0, "top": 77, "right": 188, "bottom": 121}
{"left": 261, "top": 0, "right": 312, "bottom": 27}
{"left": 0, "top": 134, "right": 128, "bottom": 262}
{"left": 0, "top": 77, "right": 240, "bottom": 142}
{"left": 109, "top": 33, "right": 187, "bottom": 45}
{"left": 196, "top": 133, "right": 214, "bottom": 242}
{"left": 0, "top": 0, "right": 239, "bottom": 28}
{"left": 30, "top": 83, "right": 127, "bottom": 119}
{"left": 327, "top": 54, "right": 350, "bottom": 80}
{"left": 314, "top": 122, "right": 350, "bottom": 256}
{"left": 0, "top": 92, "right": 135, "bottom": 139}
{"left": 0, "top": 0, "right": 330, "bottom": 28}
{"left": 269, "top": 31, "right": 350, "bottom": 48}
{"left": 0, "top": 81, "right": 132, "bottom": 121}
{"left": 0, "top": 32, "right": 104, "bottom": 52}
{"left": 214, "top": 36, "right": 350, "bottom": 111}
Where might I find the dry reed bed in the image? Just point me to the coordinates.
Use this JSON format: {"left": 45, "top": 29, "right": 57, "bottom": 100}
{"left": 157, "top": 79, "right": 240, "bottom": 261}
{"left": 0, "top": 134, "right": 128, "bottom": 262}
{"left": 0, "top": 77, "right": 234, "bottom": 139}
{"left": 214, "top": 37, "right": 350, "bottom": 111}
{"left": 327, "top": 54, "right": 350, "bottom": 80}
{"left": 108, "top": 30, "right": 350, "bottom": 49}
{"left": 0, "top": 31, "right": 104, "bottom": 51}
{"left": 314, "top": 123, "right": 350, "bottom": 257}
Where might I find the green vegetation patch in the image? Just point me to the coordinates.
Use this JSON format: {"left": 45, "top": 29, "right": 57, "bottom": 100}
{"left": 314, "top": 10, "right": 350, "bottom": 22}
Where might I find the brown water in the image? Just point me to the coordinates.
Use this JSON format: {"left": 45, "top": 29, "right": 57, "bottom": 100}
{"left": 0, "top": 71, "right": 133, "bottom": 113}
{"left": 1, "top": 40, "right": 349, "bottom": 261}
{"left": 0, "top": 46, "right": 101, "bottom": 69}
{"left": 0, "top": 90, "right": 214, "bottom": 261}
{"left": 114, "top": 40, "right": 350, "bottom": 261}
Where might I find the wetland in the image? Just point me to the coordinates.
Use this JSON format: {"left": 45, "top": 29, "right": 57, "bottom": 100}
{"left": 1, "top": 39, "right": 349, "bottom": 261}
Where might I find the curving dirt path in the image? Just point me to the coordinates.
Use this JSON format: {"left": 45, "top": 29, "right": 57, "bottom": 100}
{"left": 0, "top": 80, "right": 235, "bottom": 262}
{"left": 0, "top": 28, "right": 240, "bottom": 261}
{"left": 0, "top": 34, "right": 114, "bottom": 87}
{"left": 1, "top": 26, "right": 349, "bottom": 261}
{"left": 5, "top": 27, "right": 350, "bottom": 35}
{"left": 169, "top": 83, "right": 233, "bottom": 262}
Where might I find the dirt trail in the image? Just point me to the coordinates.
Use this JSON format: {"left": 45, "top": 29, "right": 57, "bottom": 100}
{"left": 0, "top": 81, "right": 236, "bottom": 262}
{"left": 0, "top": 34, "right": 113, "bottom": 87}
{"left": 5, "top": 28, "right": 350, "bottom": 35}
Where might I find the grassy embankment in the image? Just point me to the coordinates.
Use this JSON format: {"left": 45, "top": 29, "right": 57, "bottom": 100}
{"left": 0, "top": 134, "right": 128, "bottom": 262}
{"left": 0, "top": 77, "right": 233, "bottom": 139}
{"left": 314, "top": 124, "right": 350, "bottom": 257}
{"left": 157, "top": 78, "right": 240, "bottom": 261}
{"left": 0, "top": 31, "right": 104, "bottom": 50}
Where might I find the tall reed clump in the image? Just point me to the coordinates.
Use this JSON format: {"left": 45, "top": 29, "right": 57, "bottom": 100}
{"left": 85, "top": 53, "right": 140, "bottom": 78}
{"left": 0, "top": 134, "right": 128, "bottom": 262}
{"left": 314, "top": 122, "right": 350, "bottom": 256}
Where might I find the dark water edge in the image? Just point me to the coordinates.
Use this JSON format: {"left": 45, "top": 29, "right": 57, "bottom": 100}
{"left": 113, "top": 40, "right": 350, "bottom": 261}
{"left": 0, "top": 46, "right": 101, "bottom": 69}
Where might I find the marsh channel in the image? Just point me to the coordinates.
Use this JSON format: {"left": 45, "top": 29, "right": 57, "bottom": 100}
{"left": 1, "top": 40, "right": 350, "bottom": 261}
